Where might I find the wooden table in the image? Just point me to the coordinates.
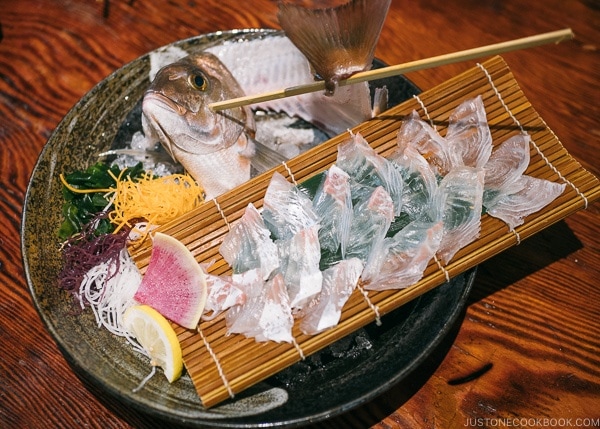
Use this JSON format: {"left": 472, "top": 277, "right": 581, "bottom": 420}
{"left": 1, "top": 1, "right": 598, "bottom": 427}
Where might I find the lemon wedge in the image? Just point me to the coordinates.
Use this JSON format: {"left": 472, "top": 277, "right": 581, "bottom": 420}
{"left": 124, "top": 304, "right": 183, "bottom": 383}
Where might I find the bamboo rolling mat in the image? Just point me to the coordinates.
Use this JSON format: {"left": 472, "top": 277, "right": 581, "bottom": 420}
{"left": 129, "top": 55, "right": 600, "bottom": 408}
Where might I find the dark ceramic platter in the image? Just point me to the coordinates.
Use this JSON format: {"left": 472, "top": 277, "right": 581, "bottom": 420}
{"left": 21, "top": 29, "right": 476, "bottom": 428}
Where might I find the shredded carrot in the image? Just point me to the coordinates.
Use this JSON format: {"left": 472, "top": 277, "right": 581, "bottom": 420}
{"left": 109, "top": 172, "right": 203, "bottom": 234}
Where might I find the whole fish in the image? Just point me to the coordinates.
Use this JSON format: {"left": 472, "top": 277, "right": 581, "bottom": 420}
{"left": 141, "top": 33, "right": 382, "bottom": 200}
{"left": 141, "top": 52, "right": 257, "bottom": 200}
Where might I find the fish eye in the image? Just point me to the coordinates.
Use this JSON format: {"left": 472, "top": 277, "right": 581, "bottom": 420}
{"left": 189, "top": 73, "right": 208, "bottom": 91}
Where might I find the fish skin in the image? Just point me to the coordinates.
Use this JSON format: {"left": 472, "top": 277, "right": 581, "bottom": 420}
{"left": 141, "top": 51, "right": 256, "bottom": 200}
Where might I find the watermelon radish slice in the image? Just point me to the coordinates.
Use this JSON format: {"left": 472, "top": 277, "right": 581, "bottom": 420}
{"left": 134, "top": 232, "right": 207, "bottom": 329}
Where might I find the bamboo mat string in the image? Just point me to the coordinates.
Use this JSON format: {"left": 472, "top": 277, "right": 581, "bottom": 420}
{"left": 476, "top": 62, "right": 589, "bottom": 209}
{"left": 512, "top": 230, "right": 522, "bottom": 245}
{"left": 357, "top": 282, "right": 382, "bottom": 326}
{"left": 412, "top": 94, "right": 436, "bottom": 129}
{"left": 213, "top": 199, "right": 232, "bottom": 231}
{"left": 433, "top": 255, "right": 451, "bottom": 282}
{"left": 292, "top": 338, "right": 306, "bottom": 360}
{"left": 281, "top": 161, "right": 298, "bottom": 185}
{"left": 198, "top": 327, "right": 235, "bottom": 399}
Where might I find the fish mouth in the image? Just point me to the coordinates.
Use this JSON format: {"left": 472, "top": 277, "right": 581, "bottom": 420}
{"left": 143, "top": 91, "right": 188, "bottom": 116}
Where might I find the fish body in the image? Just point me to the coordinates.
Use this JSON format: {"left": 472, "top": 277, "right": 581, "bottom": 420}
{"left": 142, "top": 52, "right": 255, "bottom": 200}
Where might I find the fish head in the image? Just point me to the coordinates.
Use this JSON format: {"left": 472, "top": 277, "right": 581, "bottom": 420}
{"left": 142, "top": 52, "right": 254, "bottom": 157}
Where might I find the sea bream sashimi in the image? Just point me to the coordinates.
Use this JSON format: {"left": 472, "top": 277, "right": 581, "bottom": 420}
{"left": 396, "top": 97, "right": 492, "bottom": 176}
{"left": 389, "top": 145, "right": 440, "bottom": 223}
{"left": 482, "top": 133, "right": 565, "bottom": 230}
{"left": 361, "top": 220, "right": 443, "bottom": 290}
{"left": 219, "top": 203, "right": 279, "bottom": 280}
{"left": 277, "top": 224, "right": 323, "bottom": 310}
{"left": 299, "top": 258, "right": 364, "bottom": 335}
{"left": 201, "top": 271, "right": 246, "bottom": 321}
{"left": 262, "top": 172, "right": 320, "bottom": 240}
{"left": 435, "top": 166, "right": 485, "bottom": 265}
{"left": 345, "top": 185, "right": 395, "bottom": 263}
{"left": 311, "top": 164, "right": 353, "bottom": 260}
{"left": 225, "top": 270, "right": 294, "bottom": 343}
{"left": 336, "top": 132, "right": 403, "bottom": 216}
{"left": 445, "top": 95, "right": 493, "bottom": 170}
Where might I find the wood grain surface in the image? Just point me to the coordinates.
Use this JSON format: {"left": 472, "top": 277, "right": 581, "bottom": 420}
{"left": 0, "top": 0, "right": 598, "bottom": 428}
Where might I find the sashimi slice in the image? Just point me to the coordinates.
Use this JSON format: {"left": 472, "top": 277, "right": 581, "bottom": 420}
{"left": 396, "top": 111, "right": 455, "bottom": 176}
{"left": 299, "top": 258, "right": 364, "bottom": 335}
{"left": 446, "top": 96, "right": 493, "bottom": 169}
{"left": 277, "top": 224, "right": 323, "bottom": 310}
{"left": 226, "top": 271, "right": 294, "bottom": 343}
{"left": 436, "top": 166, "right": 485, "bottom": 264}
{"left": 390, "top": 145, "right": 440, "bottom": 223}
{"left": 345, "top": 186, "right": 395, "bottom": 262}
{"left": 486, "top": 175, "right": 566, "bottom": 230}
{"left": 312, "top": 164, "right": 353, "bottom": 258}
{"left": 336, "top": 133, "right": 403, "bottom": 216}
{"left": 362, "top": 221, "right": 443, "bottom": 290}
{"left": 262, "top": 172, "right": 319, "bottom": 240}
{"left": 134, "top": 232, "right": 207, "bottom": 330}
{"left": 483, "top": 134, "right": 531, "bottom": 207}
{"left": 219, "top": 203, "right": 279, "bottom": 279}
{"left": 201, "top": 272, "right": 246, "bottom": 321}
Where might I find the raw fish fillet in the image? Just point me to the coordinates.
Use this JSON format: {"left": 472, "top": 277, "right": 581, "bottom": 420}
{"left": 362, "top": 221, "right": 443, "bottom": 290}
{"left": 337, "top": 132, "right": 403, "bottom": 215}
{"left": 219, "top": 203, "right": 279, "bottom": 279}
{"left": 262, "top": 172, "right": 320, "bottom": 240}
{"left": 486, "top": 176, "right": 566, "bottom": 230}
{"left": 202, "top": 273, "right": 246, "bottom": 321}
{"left": 206, "top": 34, "right": 373, "bottom": 136}
{"left": 277, "top": 224, "right": 323, "bottom": 309}
{"left": 345, "top": 186, "right": 395, "bottom": 262}
{"left": 226, "top": 270, "right": 294, "bottom": 343}
{"left": 312, "top": 164, "right": 353, "bottom": 258}
{"left": 446, "top": 96, "right": 493, "bottom": 169}
{"left": 390, "top": 145, "right": 440, "bottom": 223}
{"left": 436, "top": 166, "right": 485, "bottom": 264}
{"left": 483, "top": 134, "right": 531, "bottom": 207}
{"left": 396, "top": 111, "right": 455, "bottom": 176}
{"left": 299, "top": 258, "right": 364, "bottom": 335}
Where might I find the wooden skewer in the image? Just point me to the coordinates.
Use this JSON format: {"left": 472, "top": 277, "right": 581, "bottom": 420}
{"left": 209, "top": 28, "right": 574, "bottom": 112}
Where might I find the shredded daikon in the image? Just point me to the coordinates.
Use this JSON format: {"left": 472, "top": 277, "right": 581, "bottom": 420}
{"left": 79, "top": 248, "right": 146, "bottom": 355}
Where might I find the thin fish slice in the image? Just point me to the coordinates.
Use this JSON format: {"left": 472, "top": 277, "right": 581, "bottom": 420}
{"left": 483, "top": 134, "right": 531, "bottom": 207}
{"left": 277, "top": 224, "right": 323, "bottom": 309}
{"left": 446, "top": 96, "right": 493, "bottom": 169}
{"left": 337, "top": 132, "right": 403, "bottom": 215}
{"left": 390, "top": 145, "right": 440, "bottom": 223}
{"left": 362, "top": 221, "right": 443, "bottom": 290}
{"left": 219, "top": 203, "right": 279, "bottom": 279}
{"left": 201, "top": 272, "right": 246, "bottom": 321}
{"left": 486, "top": 176, "right": 566, "bottom": 230}
{"left": 436, "top": 166, "right": 485, "bottom": 264}
{"left": 262, "top": 172, "right": 320, "bottom": 240}
{"left": 277, "top": 0, "right": 392, "bottom": 94}
{"left": 226, "top": 271, "right": 294, "bottom": 343}
{"left": 312, "top": 164, "right": 353, "bottom": 258}
{"left": 299, "top": 258, "right": 363, "bottom": 335}
{"left": 345, "top": 186, "right": 395, "bottom": 262}
{"left": 396, "top": 111, "right": 455, "bottom": 176}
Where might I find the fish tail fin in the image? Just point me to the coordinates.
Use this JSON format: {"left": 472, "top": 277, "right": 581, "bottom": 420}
{"left": 277, "top": 0, "right": 392, "bottom": 94}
